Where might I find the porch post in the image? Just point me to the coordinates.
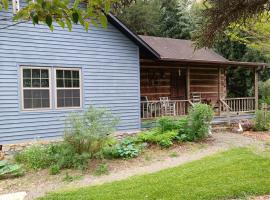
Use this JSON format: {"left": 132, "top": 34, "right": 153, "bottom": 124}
{"left": 186, "top": 66, "right": 190, "bottom": 100}
{"left": 218, "top": 67, "right": 222, "bottom": 116}
{"left": 254, "top": 67, "right": 259, "bottom": 110}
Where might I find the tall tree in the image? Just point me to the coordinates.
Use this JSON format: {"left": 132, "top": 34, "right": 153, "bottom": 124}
{"left": 194, "top": 0, "right": 270, "bottom": 48}
{"left": 160, "top": 0, "right": 194, "bottom": 39}
{"left": 116, "top": 0, "right": 161, "bottom": 36}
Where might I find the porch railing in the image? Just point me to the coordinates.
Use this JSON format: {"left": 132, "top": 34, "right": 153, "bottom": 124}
{"left": 224, "top": 97, "right": 256, "bottom": 113}
{"left": 141, "top": 100, "right": 193, "bottom": 119}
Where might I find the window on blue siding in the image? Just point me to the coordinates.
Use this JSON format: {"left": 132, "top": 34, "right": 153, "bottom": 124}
{"left": 55, "top": 69, "right": 81, "bottom": 108}
{"left": 22, "top": 67, "right": 51, "bottom": 110}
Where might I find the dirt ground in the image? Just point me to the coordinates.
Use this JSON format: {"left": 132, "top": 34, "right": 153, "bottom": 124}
{"left": 0, "top": 132, "right": 269, "bottom": 200}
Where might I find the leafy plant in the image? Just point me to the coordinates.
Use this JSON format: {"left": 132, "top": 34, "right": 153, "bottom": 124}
{"left": 49, "top": 165, "right": 60, "bottom": 175}
{"left": 0, "top": 160, "right": 24, "bottom": 179}
{"left": 186, "top": 103, "right": 214, "bottom": 141}
{"left": 94, "top": 163, "right": 109, "bottom": 176}
{"left": 115, "top": 138, "right": 141, "bottom": 158}
{"left": 137, "top": 129, "right": 178, "bottom": 148}
{"left": 14, "top": 145, "right": 54, "bottom": 170}
{"left": 64, "top": 106, "right": 118, "bottom": 156}
{"left": 157, "top": 116, "right": 180, "bottom": 133}
{"left": 15, "top": 143, "right": 91, "bottom": 171}
{"left": 253, "top": 109, "right": 270, "bottom": 131}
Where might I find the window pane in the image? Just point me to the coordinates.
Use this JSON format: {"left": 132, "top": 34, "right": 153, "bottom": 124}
{"left": 57, "top": 79, "right": 64, "bottom": 87}
{"left": 41, "top": 79, "right": 49, "bottom": 87}
{"left": 24, "top": 99, "right": 32, "bottom": 109}
{"left": 56, "top": 70, "right": 64, "bottom": 78}
{"left": 72, "top": 79, "right": 80, "bottom": 87}
{"left": 23, "top": 79, "right": 31, "bottom": 87}
{"left": 65, "top": 79, "right": 72, "bottom": 87}
{"left": 57, "top": 98, "right": 65, "bottom": 107}
{"left": 32, "top": 69, "right": 41, "bottom": 78}
{"left": 65, "top": 90, "right": 72, "bottom": 97}
{"left": 33, "top": 98, "right": 42, "bottom": 108}
{"left": 40, "top": 90, "right": 49, "bottom": 99}
{"left": 65, "top": 98, "right": 72, "bottom": 107}
{"left": 72, "top": 71, "right": 79, "bottom": 79}
{"left": 73, "top": 98, "right": 80, "bottom": 107}
{"left": 32, "top": 90, "right": 41, "bottom": 98}
{"left": 57, "top": 90, "right": 65, "bottom": 99}
{"left": 32, "top": 79, "right": 40, "bottom": 87}
{"left": 64, "top": 70, "right": 71, "bottom": 78}
{"left": 24, "top": 90, "right": 32, "bottom": 99}
{"left": 73, "top": 89, "right": 80, "bottom": 98}
{"left": 42, "top": 98, "right": 50, "bottom": 108}
{"left": 23, "top": 69, "right": 31, "bottom": 78}
{"left": 41, "top": 70, "right": 49, "bottom": 78}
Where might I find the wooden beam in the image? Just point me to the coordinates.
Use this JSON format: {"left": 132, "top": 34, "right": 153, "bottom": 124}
{"left": 218, "top": 67, "right": 222, "bottom": 116}
{"left": 254, "top": 68, "right": 259, "bottom": 110}
{"left": 186, "top": 66, "right": 190, "bottom": 100}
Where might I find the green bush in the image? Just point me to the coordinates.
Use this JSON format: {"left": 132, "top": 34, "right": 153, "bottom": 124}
{"left": 157, "top": 117, "right": 180, "bottom": 133}
{"left": 137, "top": 129, "right": 178, "bottom": 148}
{"left": 15, "top": 143, "right": 91, "bottom": 171}
{"left": 0, "top": 160, "right": 24, "bottom": 179}
{"left": 253, "top": 110, "right": 270, "bottom": 131}
{"left": 186, "top": 103, "right": 214, "bottom": 141}
{"left": 64, "top": 106, "right": 118, "bottom": 155}
{"left": 259, "top": 80, "right": 270, "bottom": 105}
{"left": 14, "top": 145, "right": 54, "bottom": 170}
{"left": 94, "top": 163, "right": 109, "bottom": 176}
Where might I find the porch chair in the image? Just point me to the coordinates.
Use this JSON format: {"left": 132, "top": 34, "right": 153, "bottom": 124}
{"left": 141, "top": 96, "right": 152, "bottom": 118}
{"left": 159, "top": 97, "right": 176, "bottom": 116}
{"left": 191, "top": 92, "right": 202, "bottom": 103}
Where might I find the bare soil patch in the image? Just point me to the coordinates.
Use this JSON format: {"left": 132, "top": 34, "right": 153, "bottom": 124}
{"left": 0, "top": 132, "right": 265, "bottom": 200}
{"left": 243, "top": 131, "right": 270, "bottom": 141}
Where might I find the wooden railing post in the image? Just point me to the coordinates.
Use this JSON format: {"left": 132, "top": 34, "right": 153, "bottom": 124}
{"left": 218, "top": 67, "right": 222, "bottom": 116}
{"left": 254, "top": 68, "right": 259, "bottom": 110}
{"left": 186, "top": 66, "right": 190, "bottom": 100}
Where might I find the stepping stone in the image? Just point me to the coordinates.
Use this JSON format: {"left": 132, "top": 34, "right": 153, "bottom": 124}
{"left": 0, "top": 192, "right": 27, "bottom": 200}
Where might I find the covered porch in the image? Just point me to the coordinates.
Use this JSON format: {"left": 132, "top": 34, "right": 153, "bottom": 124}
{"left": 140, "top": 60, "right": 259, "bottom": 120}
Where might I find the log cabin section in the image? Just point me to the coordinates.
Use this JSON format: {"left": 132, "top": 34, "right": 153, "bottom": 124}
{"left": 139, "top": 36, "right": 267, "bottom": 120}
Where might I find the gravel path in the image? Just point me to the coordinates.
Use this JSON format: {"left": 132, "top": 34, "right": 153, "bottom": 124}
{"left": 0, "top": 132, "right": 266, "bottom": 200}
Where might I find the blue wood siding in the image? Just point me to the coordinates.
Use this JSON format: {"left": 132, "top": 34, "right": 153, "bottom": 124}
{"left": 0, "top": 9, "right": 140, "bottom": 144}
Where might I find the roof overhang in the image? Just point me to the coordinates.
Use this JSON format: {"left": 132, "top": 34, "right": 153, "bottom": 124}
{"left": 107, "top": 13, "right": 267, "bottom": 69}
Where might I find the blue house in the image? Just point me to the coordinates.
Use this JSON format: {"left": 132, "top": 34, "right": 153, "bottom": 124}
{"left": 0, "top": 4, "right": 266, "bottom": 144}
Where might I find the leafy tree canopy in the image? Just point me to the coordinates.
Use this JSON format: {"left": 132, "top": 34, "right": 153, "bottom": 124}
{"left": 0, "top": 0, "right": 133, "bottom": 31}
{"left": 195, "top": 0, "right": 270, "bottom": 48}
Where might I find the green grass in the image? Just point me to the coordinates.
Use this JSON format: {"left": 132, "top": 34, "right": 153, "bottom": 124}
{"left": 39, "top": 148, "right": 270, "bottom": 200}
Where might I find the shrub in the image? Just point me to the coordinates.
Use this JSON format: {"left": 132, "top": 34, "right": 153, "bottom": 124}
{"left": 49, "top": 165, "right": 60, "bottom": 175}
{"left": 115, "top": 138, "right": 141, "bottom": 158}
{"left": 157, "top": 117, "right": 180, "bottom": 133}
{"left": 15, "top": 143, "right": 91, "bottom": 171}
{"left": 185, "top": 103, "right": 214, "bottom": 141}
{"left": 0, "top": 160, "right": 24, "bottom": 179}
{"left": 253, "top": 110, "right": 270, "bottom": 131}
{"left": 14, "top": 145, "right": 54, "bottom": 170}
{"left": 64, "top": 106, "right": 118, "bottom": 156}
{"left": 137, "top": 129, "right": 178, "bottom": 148}
{"left": 259, "top": 80, "right": 270, "bottom": 105}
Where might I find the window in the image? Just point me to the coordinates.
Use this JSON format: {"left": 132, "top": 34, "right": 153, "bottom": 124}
{"left": 55, "top": 69, "right": 81, "bottom": 108}
{"left": 21, "top": 67, "right": 51, "bottom": 110}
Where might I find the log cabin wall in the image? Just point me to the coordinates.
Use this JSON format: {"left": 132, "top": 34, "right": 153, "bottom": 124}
{"left": 140, "top": 66, "right": 227, "bottom": 103}
{"left": 189, "top": 67, "right": 226, "bottom": 104}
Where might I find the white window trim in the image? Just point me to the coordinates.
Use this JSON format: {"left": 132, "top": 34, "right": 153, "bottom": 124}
{"left": 20, "top": 66, "right": 52, "bottom": 111}
{"left": 54, "top": 68, "right": 82, "bottom": 109}
{"left": 12, "top": 0, "right": 20, "bottom": 14}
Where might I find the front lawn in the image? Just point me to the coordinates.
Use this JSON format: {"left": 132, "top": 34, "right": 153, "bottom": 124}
{"left": 39, "top": 148, "right": 270, "bottom": 200}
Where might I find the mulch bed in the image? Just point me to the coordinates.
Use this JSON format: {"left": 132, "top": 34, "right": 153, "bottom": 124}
{"left": 243, "top": 131, "right": 270, "bottom": 141}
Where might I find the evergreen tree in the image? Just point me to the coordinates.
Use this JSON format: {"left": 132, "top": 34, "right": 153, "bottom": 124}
{"left": 160, "top": 0, "right": 194, "bottom": 39}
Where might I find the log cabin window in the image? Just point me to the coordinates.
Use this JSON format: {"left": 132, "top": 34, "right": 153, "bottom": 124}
{"left": 21, "top": 67, "right": 51, "bottom": 110}
{"left": 55, "top": 68, "right": 82, "bottom": 108}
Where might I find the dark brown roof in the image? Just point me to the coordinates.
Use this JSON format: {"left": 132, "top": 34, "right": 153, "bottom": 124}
{"left": 140, "top": 35, "right": 227, "bottom": 62}
{"left": 140, "top": 35, "right": 267, "bottom": 67}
